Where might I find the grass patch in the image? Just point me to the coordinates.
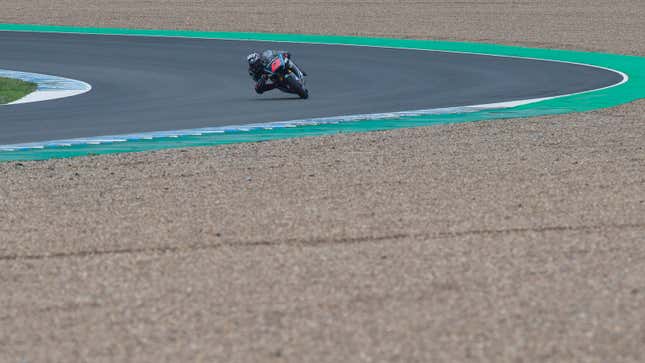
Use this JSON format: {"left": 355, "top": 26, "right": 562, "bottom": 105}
{"left": 0, "top": 77, "right": 37, "bottom": 104}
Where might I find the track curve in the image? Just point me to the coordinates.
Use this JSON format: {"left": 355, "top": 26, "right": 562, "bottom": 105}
{"left": 0, "top": 31, "right": 623, "bottom": 145}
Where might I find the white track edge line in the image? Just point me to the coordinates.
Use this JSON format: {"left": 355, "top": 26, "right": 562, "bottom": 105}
{"left": 0, "top": 69, "right": 92, "bottom": 105}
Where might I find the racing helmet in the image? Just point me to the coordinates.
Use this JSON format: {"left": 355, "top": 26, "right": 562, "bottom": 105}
{"left": 247, "top": 52, "right": 261, "bottom": 67}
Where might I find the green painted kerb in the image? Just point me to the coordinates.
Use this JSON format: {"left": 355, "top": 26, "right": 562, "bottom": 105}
{"left": 1, "top": 23, "right": 644, "bottom": 161}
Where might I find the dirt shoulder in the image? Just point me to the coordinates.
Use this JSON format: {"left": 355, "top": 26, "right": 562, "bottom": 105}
{"left": 1, "top": 1, "right": 644, "bottom": 362}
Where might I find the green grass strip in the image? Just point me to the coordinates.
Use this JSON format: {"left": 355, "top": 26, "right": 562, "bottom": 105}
{"left": 0, "top": 23, "right": 644, "bottom": 161}
{"left": 0, "top": 76, "right": 37, "bottom": 104}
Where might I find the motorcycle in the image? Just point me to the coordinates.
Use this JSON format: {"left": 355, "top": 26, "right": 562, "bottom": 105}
{"left": 264, "top": 53, "right": 309, "bottom": 99}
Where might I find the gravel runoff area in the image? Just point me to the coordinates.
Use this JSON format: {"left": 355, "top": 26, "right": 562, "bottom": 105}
{"left": 1, "top": 1, "right": 644, "bottom": 362}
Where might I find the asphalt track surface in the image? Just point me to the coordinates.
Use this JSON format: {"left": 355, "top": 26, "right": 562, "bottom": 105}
{"left": 0, "top": 31, "right": 623, "bottom": 145}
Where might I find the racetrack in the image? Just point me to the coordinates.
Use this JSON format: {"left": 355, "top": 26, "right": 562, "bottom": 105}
{"left": 0, "top": 31, "right": 622, "bottom": 145}
{"left": 1, "top": 1, "right": 645, "bottom": 362}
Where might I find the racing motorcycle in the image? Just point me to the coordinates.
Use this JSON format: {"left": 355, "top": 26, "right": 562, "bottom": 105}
{"left": 265, "top": 53, "right": 309, "bottom": 99}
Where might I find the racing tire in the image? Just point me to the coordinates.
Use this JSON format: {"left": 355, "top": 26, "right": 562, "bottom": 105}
{"left": 286, "top": 75, "right": 309, "bottom": 99}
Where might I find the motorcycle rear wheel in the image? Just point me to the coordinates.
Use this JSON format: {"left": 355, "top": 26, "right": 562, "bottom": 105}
{"left": 286, "top": 75, "right": 309, "bottom": 99}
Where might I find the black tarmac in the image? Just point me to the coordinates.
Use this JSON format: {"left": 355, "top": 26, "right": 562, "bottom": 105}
{"left": 0, "top": 31, "right": 622, "bottom": 144}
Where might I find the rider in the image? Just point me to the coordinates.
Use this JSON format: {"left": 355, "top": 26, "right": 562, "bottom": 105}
{"left": 247, "top": 50, "right": 306, "bottom": 94}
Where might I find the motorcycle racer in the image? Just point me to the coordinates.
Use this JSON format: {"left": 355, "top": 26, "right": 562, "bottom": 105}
{"left": 247, "top": 50, "right": 306, "bottom": 94}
